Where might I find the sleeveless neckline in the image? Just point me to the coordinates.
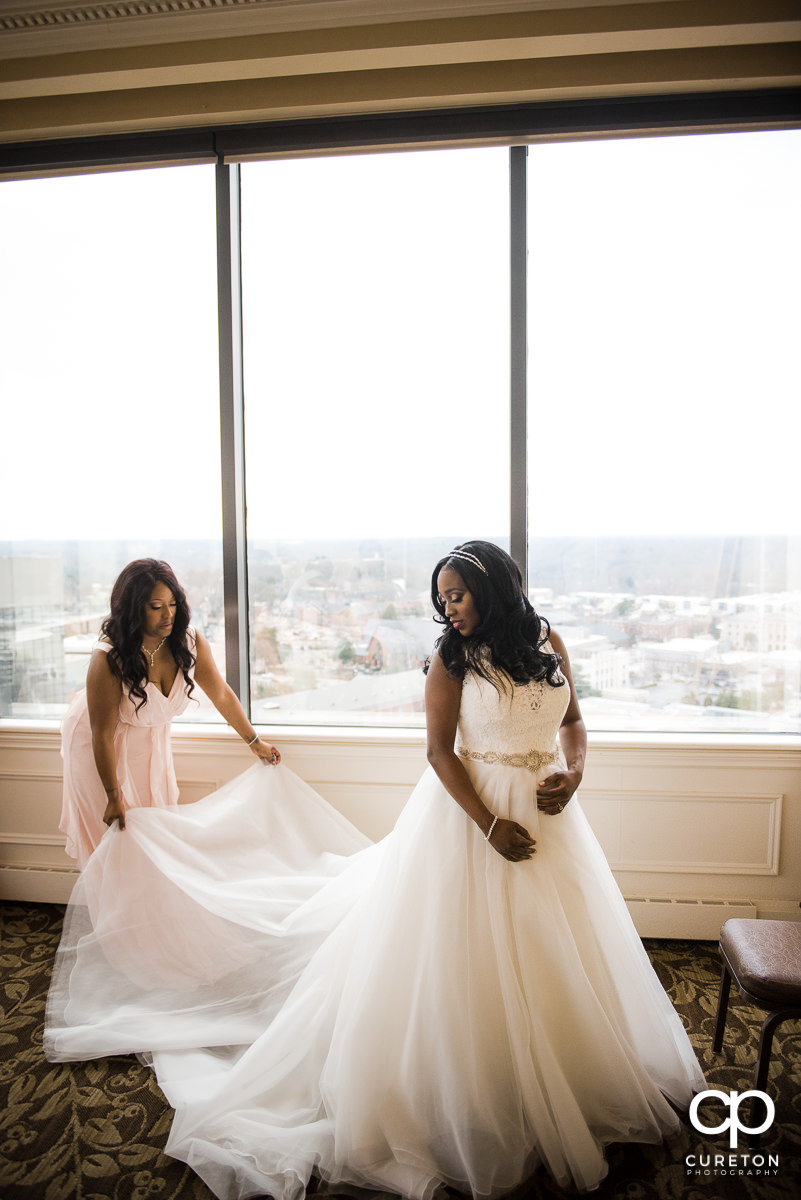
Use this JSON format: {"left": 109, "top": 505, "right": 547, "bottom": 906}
{"left": 95, "top": 628, "right": 195, "bottom": 702}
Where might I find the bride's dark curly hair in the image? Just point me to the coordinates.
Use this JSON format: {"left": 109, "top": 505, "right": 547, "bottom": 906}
{"left": 100, "top": 559, "right": 195, "bottom": 712}
{"left": 429, "top": 540, "right": 564, "bottom": 689}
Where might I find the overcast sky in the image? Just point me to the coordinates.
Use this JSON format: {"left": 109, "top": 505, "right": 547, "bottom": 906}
{"left": 1, "top": 129, "right": 799, "bottom": 542}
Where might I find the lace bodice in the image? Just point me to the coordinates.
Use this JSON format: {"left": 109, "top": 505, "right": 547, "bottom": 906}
{"left": 455, "top": 654, "right": 570, "bottom": 763}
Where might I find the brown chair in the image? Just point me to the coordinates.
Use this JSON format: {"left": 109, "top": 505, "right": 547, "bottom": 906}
{"left": 713, "top": 918, "right": 801, "bottom": 1145}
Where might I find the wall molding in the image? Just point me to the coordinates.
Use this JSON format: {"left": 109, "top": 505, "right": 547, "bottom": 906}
{"left": 0, "top": 0, "right": 554, "bottom": 29}
{"left": 581, "top": 788, "right": 783, "bottom": 875}
{"left": 0, "top": 769, "right": 63, "bottom": 784}
{"left": 0, "top": 0, "right": 626, "bottom": 55}
{"left": 0, "top": 831, "right": 66, "bottom": 847}
{"left": 0, "top": 0, "right": 693, "bottom": 42}
{"left": 1, "top": 724, "right": 799, "bottom": 928}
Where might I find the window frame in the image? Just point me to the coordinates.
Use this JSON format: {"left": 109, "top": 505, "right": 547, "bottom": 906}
{"left": 2, "top": 88, "right": 799, "bottom": 729}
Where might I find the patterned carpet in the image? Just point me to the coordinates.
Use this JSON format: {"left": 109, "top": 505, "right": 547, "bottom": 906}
{"left": 1, "top": 902, "right": 798, "bottom": 1200}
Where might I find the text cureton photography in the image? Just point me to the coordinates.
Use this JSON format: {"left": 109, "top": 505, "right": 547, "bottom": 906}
{"left": 686, "top": 1088, "right": 783, "bottom": 1182}
{"left": 685, "top": 1153, "right": 780, "bottom": 1179}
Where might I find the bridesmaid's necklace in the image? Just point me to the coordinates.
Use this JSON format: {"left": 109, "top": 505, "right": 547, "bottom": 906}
{"left": 142, "top": 637, "right": 167, "bottom": 668}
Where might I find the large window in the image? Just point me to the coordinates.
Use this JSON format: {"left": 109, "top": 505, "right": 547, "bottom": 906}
{"left": 0, "top": 166, "right": 224, "bottom": 719}
{"left": 526, "top": 131, "right": 800, "bottom": 733}
{"left": 241, "top": 149, "right": 510, "bottom": 725}
{"left": 1, "top": 125, "right": 798, "bottom": 734}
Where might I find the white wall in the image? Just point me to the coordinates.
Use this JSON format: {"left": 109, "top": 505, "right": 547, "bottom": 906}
{"left": 1, "top": 724, "right": 798, "bottom": 937}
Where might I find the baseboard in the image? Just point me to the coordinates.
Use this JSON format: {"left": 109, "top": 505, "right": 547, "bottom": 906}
{"left": 625, "top": 896, "right": 757, "bottom": 939}
{"left": 754, "top": 898, "right": 801, "bottom": 922}
{"left": 0, "top": 865, "right": 78, "bottom": 904}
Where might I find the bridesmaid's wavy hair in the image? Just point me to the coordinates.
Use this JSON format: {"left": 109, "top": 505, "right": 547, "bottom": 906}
{"left": 429, "top": 540, "right": 563, "bottom": 690}
{"left": 100, "top": 559, "right": 195, "bottom": 712}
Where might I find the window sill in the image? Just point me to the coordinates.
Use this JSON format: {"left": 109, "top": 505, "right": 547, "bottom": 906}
{"left": 1, "top": 718, "right": 798, "bottom": 757}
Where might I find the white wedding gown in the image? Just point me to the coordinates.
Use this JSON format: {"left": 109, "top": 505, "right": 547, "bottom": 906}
{"left": 46, "top": 662, "right": 705, "bottom": 1199}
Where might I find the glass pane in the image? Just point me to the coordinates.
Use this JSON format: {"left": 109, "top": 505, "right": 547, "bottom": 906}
{"left": 242, "top": 148, "right": 510, "bottom": 725}
{"left": 526, "top": 130, "right": 801, "bottom": 733}
{"left": 0, "top": 166, "right": 224, "bottom": 721}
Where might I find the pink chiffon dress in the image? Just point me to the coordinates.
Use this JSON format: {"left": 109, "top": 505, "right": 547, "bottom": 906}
{"left": 59, "top": 629, "right": 196, "bottom": 870}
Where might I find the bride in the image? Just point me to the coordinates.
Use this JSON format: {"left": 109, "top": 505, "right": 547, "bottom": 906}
{"left": 46, "top": 540, "right": 705, "bottom": 1199}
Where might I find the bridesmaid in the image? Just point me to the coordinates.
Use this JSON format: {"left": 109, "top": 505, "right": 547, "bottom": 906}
{"left": 59, "top": 558, "right": 280, "bottom": 869}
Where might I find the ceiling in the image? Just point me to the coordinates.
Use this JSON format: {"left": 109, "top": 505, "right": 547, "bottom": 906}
{"left": 0, "top": 0, "right": 799, "bottom": 143}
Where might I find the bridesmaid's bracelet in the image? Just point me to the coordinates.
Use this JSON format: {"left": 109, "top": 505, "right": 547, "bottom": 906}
{"left": 485, "top": 815, "right": 499, "bottom": 842}
{"left": 246, "top": 733, "right": 261, "bottom": 746}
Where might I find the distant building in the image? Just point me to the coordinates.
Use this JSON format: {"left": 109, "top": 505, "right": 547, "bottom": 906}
{"left": 0, "top": 556, "right": 66, "bottom": 715}
{"left": 721, "top": 603, "right": 797, "bottom": 653}
{"left": 637, "top": 637, "right": 719, "bottom": 680}
{"left": 361, "top": 618, "right": 435, "bottom": 674}
{"left": 635, "top": 615, "right": 692, "bottom": 641}
{"left": 561, "top": 630, "right": 629, "bottom": 691}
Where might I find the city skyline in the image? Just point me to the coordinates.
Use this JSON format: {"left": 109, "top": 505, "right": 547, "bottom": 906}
{"left": 3, "top": 533, "right": 798, "bottom": 734}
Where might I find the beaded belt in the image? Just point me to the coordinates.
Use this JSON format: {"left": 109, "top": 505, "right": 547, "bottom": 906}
{"left": 458, "top": 747, "right": 556, "bottom": 773}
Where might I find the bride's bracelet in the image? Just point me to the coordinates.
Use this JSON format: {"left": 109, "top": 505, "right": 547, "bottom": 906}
{"left": 246, "top": 733, "right": 261, "bottom": 746}
{"left": 485, "top": 815, "right": 499, "bottom": 842}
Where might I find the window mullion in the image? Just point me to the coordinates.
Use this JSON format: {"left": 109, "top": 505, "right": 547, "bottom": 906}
{"left": 216, "top": 161, "right": 251, "bottom": 710}
{"left": 510, "top": 145, "right": 528, "bottom": 589}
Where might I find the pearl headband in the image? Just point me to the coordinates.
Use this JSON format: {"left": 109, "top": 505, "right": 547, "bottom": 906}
{"left": 448, "top": 550, "right": 488, "bottom": 576}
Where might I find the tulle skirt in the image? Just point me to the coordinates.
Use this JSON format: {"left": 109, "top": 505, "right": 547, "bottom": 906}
{"left": 45, "top": 761, "right": 705, "bottom": 1199}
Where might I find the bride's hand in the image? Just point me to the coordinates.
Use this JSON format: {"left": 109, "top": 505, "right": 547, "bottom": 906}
{"left": 488, "top": 818, "right": 536, "bottom": 862}
{"left": 537, "top": 769, "right": 581, "bottom": 816}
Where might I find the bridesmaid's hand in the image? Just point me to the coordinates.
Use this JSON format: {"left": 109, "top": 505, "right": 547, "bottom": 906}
{"left": 102, "top": 789, "right": 126, "bottom": 830}
{"left": 250, "top": 739, "right": 281, "bottom": 767}
{"left": 537, "top": 769, "right": 581, "bottom": 816}
{"left": 488, "top": 818, "right": 536, "bottom": 862}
